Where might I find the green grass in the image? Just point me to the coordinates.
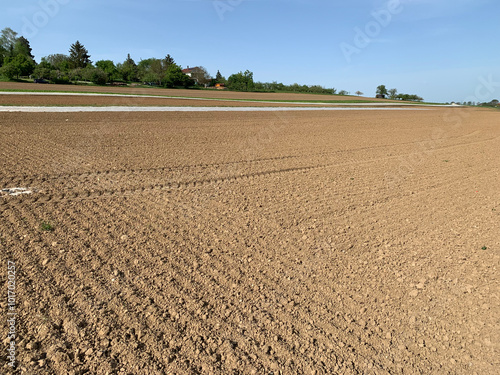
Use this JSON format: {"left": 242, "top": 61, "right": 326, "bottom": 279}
{"left": 40, "top": 221, "right": 55, "bottom": 232}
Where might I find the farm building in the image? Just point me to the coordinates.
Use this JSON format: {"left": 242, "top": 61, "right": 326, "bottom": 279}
{"left": 182, "top": 66, "right": 212, "bottom": 86}
{"left": 181, "top": 66, "right": 202, "bottom": 77}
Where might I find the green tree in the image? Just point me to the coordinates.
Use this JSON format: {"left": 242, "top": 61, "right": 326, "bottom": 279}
{"left": 33, "top": 60, "right": 53, "bottom": 79}
{"left": 150, "top": 58, "right": 167, "bottom": 84}
{"left": 0, "top": 62, "right": 19, "bottom": 79}
{"left": 13, "top": 36, "right": 34, "bottom": 60}
{"left": 0, "top": 28, "right": 17, "bottom": 48}
{"left": 137, "top": 57, "right": 179, "bottom": 85}
{"left": 0, "top": 31, "right": 36, "bottom": 78}
{"left": 137, "top": 58, "right": 159, "bottom": 83}
{"left": 388, "top": 88, "right": 398, "bottom": 100}
{"left": 164, "top": 54, "right": 175, "bottom": 67}
{"left": 68, "top": 41, "right": 91, "bottom": 69}
{"left": 118, "top": 53, "right": 138, "bottom": 82}
{"left": 68, "top": 68, "right": 83, "bottom": 83}
{"left": 164, "top": 64, "right": 192, "bottom": 88}
{"left": 376, "top": 85, "right": 388, "bottom": 97}
{"left": 44, "top": 54, "right": 70, "bottom": 71}
{"left": 95, "top": 60, "right": 118, "bottom": 81}
{"left": 82, "top": 66, "right": 108, "bottom": 85}
{"left": 396, "top": 93, "right": 423, "bottom": 102}
{"left": 38, "top": 55, "right": 70, "bottom": 82}
{"left": 309, "top": 85, "right": 325, "bottom": 94}
{"left": 270, "top": 81, "right": 284, "bottom": 91}
{"left": 16, "top": 54, "right": 35, "bottom": 76}
{"left": 227, "top": 70, "right": 254, "bottom": 91}
{"left": 215, "top": 70, "right": 225, "bottom": 83}
{"left": 0, "top": 54, "right": 35, "bottom": 78}
{"left": 0, "top": 27, "right": 18, "bottom": 65}
{"left": 142, "top": 71, "right": 160, "bottom": 85}
{"left": 47, "top": 68, "right": 70, "bottom": 84}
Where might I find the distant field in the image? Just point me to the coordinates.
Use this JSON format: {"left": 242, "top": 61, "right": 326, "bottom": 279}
{"left": 0, "top": 81, "right": 393, "bottom": 102}
{"left": 0, "top": 95, "right": 428, "bottom": 109}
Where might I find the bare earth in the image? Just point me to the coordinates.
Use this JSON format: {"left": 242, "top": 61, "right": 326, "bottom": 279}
{"left": 0, "top": 94, "right": 319, "bottom": 108}
{"left": 0, "top": 82, "right": 388, "bottom": 102}
{"left": 0, "top": 104, "right": 499, "bottom": 374}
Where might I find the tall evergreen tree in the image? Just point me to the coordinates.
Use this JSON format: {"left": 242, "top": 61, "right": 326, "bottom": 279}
{"left": 215, "top": 70, "right": 225, "bottom": 83}
{"left": 13, "top": 36, "right": 34, "bottom": 60}
{"left": 119, "top": 53, "right": 137, "bottom": 81}
{"left": 125, "top": 53, "right": 135, "bottom": 65}
{"left": 164, "top": 54, "right": 175, "bottom": 66}
{"left": 68, "top": 40, "right": 91, "bottom": 69}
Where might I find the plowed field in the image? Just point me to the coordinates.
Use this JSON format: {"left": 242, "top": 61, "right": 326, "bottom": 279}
{"left": 1, "top": 108, "right": 499, "bottom": 374}
{"left": 0, "top": 94, "right": 329, "bottom": 108}
{"left": 0, "top": 82, "right": 385, "bottom": 102}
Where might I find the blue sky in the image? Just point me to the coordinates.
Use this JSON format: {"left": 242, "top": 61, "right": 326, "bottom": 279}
{"left": 1, "top": 0, "right": 499, "bottom": 102}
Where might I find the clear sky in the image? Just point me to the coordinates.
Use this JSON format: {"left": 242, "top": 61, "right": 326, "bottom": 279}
{"left": 1, "top": 0, "right": 499, "bottom": 103}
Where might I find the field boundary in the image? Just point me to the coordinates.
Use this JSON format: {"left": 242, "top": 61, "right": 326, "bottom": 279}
{"left": 0, "top": 90, "right": 451, "bottom": 106}
{"left": 0, "top": 106, "right": 435, "bottom": 112}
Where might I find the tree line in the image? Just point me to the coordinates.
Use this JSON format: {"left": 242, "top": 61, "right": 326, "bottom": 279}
{"left": 478, "top": 99, "right": 499, "bottom": 107}
{"left": 0, "top": 28, "right": 36, "bottom": 79}
{"left": 0, "top": 27, "right": 345, "bottom": 94}
{"left": 0, "top": 28, "right": 196, "bottom": 88}
{"left": 376, "top": 85, "right": 424, "bottom": 102}
{"left": 1, "top": 26, "right": 394, "bottom": 97}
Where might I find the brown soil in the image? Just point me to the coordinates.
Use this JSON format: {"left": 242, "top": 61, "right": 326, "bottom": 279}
{"left": 1, "top": 108, "right": 499, "bottom": 374}
{"left": 0, "top": 94, "right": 330, "bottom": 108}
{"left": 0, "top": 82, "right": 388, "bottom": 102}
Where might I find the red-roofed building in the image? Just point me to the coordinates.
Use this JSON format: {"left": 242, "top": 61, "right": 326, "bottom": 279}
{"left": 182, "top": 66, "right": 201, "bottom": 76}
{"left": 182, "top": 66, "right": 211, "bottom": 86}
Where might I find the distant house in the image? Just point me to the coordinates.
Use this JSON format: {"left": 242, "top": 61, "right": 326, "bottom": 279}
{"left": 182, "top": 66, "right": 206, "bottom": 85}
{"left": 376, "top": 94, "right": 386, "bottom": 99}
{"left": 181, "top": 66, "right": 200, "bottom": 77}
